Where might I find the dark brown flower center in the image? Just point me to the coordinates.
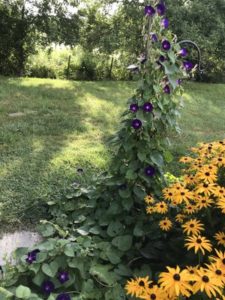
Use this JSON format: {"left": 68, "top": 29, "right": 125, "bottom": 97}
{"left": 169, "top": 192, "right": 173, "bottom": 196}
{"left": 139, "top": 280, "right": 145, "bottom": 287}
{"left": 149, "top": 283, "right": 154, "bottom": 289}
{"left": 203, "top": 183, "right": 208, "bottom": 188}
{"left": 218, "top": 158, "right": 222, "bottom": 161}
{"left": 222, "top": 258, "right": 225, "bottom": 264}
{"left": 190, "top": 224, "right": 194, "bottom": 228}
{"left": 173, "top": 274, "right": 181, "bottom": 281}
{"left": 202, "top": 275, "right": 209, "bottom": 283}
{"left": 181, "top": 192, "right": 185, "bottom": 196}
{"left": 196, "top": 238, "right": 202, "bottom": 244}
{"left": 216, "top": 270, "right": 222, "bottom": 275}
{"left": 205, "top": 172, "right": 210, "bottom": 176}
{"left": 150, "top": 294, "right": 156, "bottom": 300}
{"left": 190, "top": 270, "right": 194, "bottom": 274}
{"left": 160, "top": 204, "right": 164, "bottom": 208}
{"left": 202, "top": 200, "right": 206, "bottom": 203}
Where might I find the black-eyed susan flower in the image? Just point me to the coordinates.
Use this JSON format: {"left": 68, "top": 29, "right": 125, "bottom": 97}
{"left": 125, "top": 277, "right": 152, "bottom": 297}
{"left": 196, "top": 169, "right": 217, "bottom": 184}
{"left": 213, "top": 186, "right": 225, "bottom": 199}
{"left": 164, "top": 182, "right": 194, "bottom": 205}
{"left": 144, "top": 194, "right": 155, "bottom": 204}
{"left": 139, "top": 284, "right": 167, "bottom": 300}
{"left": 183, "top": 204, "right": 197, "bottom": 215}
{"left": 214, "top": 232, "right": 225, "bottom": 247}
{"left": 159, "top": 218, "right": 172, "bottom": 231}
{"left": 182, "top": 219, "right": 204, "bottom": 236}
{"left": 179, "top": 156, "right": 193, "bottom": 164}
{"left": 195, "top": 182, "right": 217, "bottom": 197}
{"left": 211, "top": 249, "right": 225, "bottom": 270}
{"left": 211, "top": 156, "right": 225, "bottom": 167}
{"left": 163, "top": 188, "right": 174, "bottom": 202}
{"left": 146, "top": 206, "right": 155, "bottom": 215}
{"left": 183, "top": 174, "right": 197, "bottom": 186}
{"left": 206, "top": 262, "right": 225, "bottom": 286}
{"left": 216, "top": 198, "right": 225, "bottom": 213}
{"left": 158, "top": 266, "right": 192, "bottom": 298}
{"left": 195, "top": 195, "right": 214, "bottom": 209}
{"left": 175, "top": 214, "right": 186, "bottom": 224}
{"left": 193, "top": 267, "right": 222, "bottom": 298}
{"left": 155, "top": 201, "right": 168, "bottom": 214}
{"left": 189, "top": 161, "right": 204, "bottom": 172}
{"left": 203, "top": 164, "right": 218, "bottom": 174}
{"left": 185, "top": 235, "right": 212, "bottom": 255}
{"left": 172, "top": 188, "right": 194, "bottom": 205}
{"left": 185, "top": 265, "right": 199, "bottom": 276}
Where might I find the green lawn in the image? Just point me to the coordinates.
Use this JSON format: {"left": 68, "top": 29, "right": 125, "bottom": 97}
{"left": 0, "top": 77, "right": 224, "bottom": 232}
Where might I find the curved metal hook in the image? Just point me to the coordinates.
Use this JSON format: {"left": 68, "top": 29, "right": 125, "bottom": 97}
{"left": 178, "top": 40, "right": 203, "bottom": 76}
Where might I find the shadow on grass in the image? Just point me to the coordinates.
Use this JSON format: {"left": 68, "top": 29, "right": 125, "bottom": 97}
{"left": 0, "top": 78, "right": 132, "bottom": 231}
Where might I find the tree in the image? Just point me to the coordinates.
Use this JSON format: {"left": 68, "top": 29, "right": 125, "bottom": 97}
{"left": 0, "top": 0, "right": 81, "bottom": 75}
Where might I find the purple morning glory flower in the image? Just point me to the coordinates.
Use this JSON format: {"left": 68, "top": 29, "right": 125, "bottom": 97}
{"left": 132, "top": 119, "right": 142, "bottom": 130}
{"left": 162, "top": 40, "right": 171, "bottom": 51}
{"left": 163, "top": 85, "right": 171, "bottom": 94}
{"left": 159, "top": 55, "right": 166, "bottom": 62}
{"left": 156, "top": 2, "right": 166, "bottom": 15}
{"left": 130, "top": 103, "right": 139, "bottom": 112}
{"left": 41, "top": 280, "right": 55, "bottom": 294}
{"left": 56, "top": 293, "right": 71, "bottom": 300}
{"left": 176, "top": 79, "right": 182, "bottom": 85}
{"left": 143, "top": 102, "right": 153, "bottom": 112}
{"left": 179, "top": 48, "right": 188, "bottom": 57}
{"left": 151, "top": 33, "right": 158, "bottom": 42}
{"left": 144, "top": 5, "right": 156, "bottom": 16}
{"left": 161, "top": 18, "right": 169, "bottom": 29}
{"left": 145, "top": 166, "right": 156, "bottom": 177}
{"left": 57, "top": 271, "right": 69, "bottom": 284}
{"left": 183, "top": 61, "right": 193, "bottom": 71}
{"left": 26, "top": 249, "right": 40, "bottom": 264}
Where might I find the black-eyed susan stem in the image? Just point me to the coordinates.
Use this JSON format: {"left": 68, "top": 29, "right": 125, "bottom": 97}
{"left": 206, "top": 208, "right": 213, "bottom": 227}
{"left": 198, "top": 251, "right": 202, "bottom": 265}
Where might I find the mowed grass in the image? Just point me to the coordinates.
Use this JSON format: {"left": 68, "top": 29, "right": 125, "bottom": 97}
{"left": 0, "top": 77, "right": 224, "bottom": 232}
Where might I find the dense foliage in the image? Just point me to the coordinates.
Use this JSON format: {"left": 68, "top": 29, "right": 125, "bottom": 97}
{"left": 0, "top": 0, "right": 225, "bottom": 81}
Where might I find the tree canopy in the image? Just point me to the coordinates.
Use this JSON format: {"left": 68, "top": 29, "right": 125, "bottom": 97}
{"left": 0, "top": 0, "right": 224, "bottom": 81}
